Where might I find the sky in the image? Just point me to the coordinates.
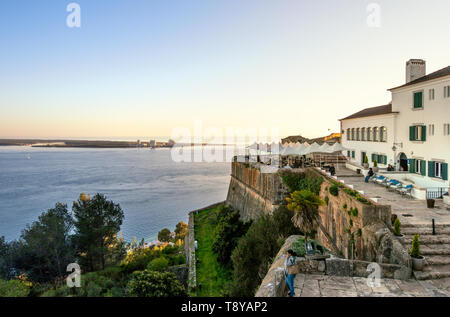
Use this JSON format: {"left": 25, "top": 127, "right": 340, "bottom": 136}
{"left": 0, "top": 0, "right": 449, "bottom": 140}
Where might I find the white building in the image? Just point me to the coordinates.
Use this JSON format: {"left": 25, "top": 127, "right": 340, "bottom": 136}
{"left": 340, "top": 59, "right": 450, "bottom": 199}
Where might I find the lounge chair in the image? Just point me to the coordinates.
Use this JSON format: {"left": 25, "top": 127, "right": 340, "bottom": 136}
{"left": 398, "top": 184, "right": 413, "bottom": 198}
{"left": 375, "top": 176, "right": 387, "bottom": 185}
{"left": 388, "top": 180, "right": 402, "bottom": 191}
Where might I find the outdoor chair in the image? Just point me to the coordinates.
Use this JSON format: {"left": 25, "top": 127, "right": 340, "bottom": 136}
{"left": 388, "top": 180, "right": 402, "bottom": 191}
{"left": 375, "top": 176, "right": 387, "bottom": 185}
{"left": 398, "top": 184, "right": 413, "bottom": 198}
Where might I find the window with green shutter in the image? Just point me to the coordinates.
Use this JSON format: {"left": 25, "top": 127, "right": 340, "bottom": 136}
{"left": 352, "top": 151, "right": 355, "bottom": 159}
{"left": 414, "top": 91, "right": 423, "bottom": 108}
{"left": 443, "top": 163, "right": 448, "bottom": 181}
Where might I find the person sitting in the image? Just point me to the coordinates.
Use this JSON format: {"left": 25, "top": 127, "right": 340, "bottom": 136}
{"left": 329, "top": 164, "right": 336, "bottom": 176}
{"left": 365, "top": 168, "right": 374, "bottom": 183}
{"left": 387, "top": 164, "right": 394, "bottom": 171}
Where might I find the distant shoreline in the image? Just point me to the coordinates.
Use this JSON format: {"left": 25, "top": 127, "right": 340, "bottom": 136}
{"left": 0, "top": 139, "right": 234, "bottom": 149}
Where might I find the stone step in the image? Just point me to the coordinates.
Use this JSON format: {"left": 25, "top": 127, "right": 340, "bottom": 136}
{"left": 414, "top": 269, "right": 450, "bottom": 280}
{"left": 421, "top": 248, "right": 450, "bottom": 256}
{"left": 402, "top": 235, "right": 450, "bottom": 245}
{"left": 402, "top": 227, "right": 450, "bottom": 236}
{"left": 425, "top": 256, "right": 450, "bottom": 266}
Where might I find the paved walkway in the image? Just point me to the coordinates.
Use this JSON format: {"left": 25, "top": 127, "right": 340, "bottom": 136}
{"left": 335, "top": 169, "right": 450, "bottom": 226}
{"left": 293, "top": 274, "right": 449, "bottom": 297}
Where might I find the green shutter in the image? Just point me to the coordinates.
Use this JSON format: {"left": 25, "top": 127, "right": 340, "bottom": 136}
{"left": 443, "top": 163, "right": 448, "bottom": 181}
{"left": 421, "top": 126, "right": 427, "bottom": 141}
{"left": 428, "top": 161, "right": 435, "bottom": 177}
{"left": 420, "top": 160, "right": 426, "bottom": 176}
{"left": 347, "top": 151, "right": 350, "bottom": 157}
{"left": 384, "top": 156, "right": 388, "bottom": 164}
{"left": 409, "top": 126, "right": 415, "bottom": 141}
{"left": 377, "top": 155, "right": 382, "bottom": 164}
{"left": 371, "top": 154, "right": 375, "bottom": 162}
{"left": 409, "top": 159, "right": 415, "bottom": 173}
{"left": 414, "top": 92, "right": 423, "bottom": 108}
{"left": 352, "top": 151, "right": 355, "bottom": 158}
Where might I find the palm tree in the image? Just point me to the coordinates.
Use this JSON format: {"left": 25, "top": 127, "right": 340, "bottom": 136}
{"left": 286, "top": 190, "right": 342, "bottom": 256}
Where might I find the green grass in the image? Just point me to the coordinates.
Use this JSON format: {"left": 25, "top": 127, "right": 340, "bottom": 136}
{"left": 193, "top": 205, "right": 232, "bottom": 297}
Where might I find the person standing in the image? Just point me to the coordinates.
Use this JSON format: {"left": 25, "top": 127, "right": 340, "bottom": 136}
{"left": 284, "top": 249, "right": 297, "bottom": 297}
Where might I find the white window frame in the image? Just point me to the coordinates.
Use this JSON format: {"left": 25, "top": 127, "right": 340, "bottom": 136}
{"left": 434, "top": 162, "right": 443, "bottom": 178}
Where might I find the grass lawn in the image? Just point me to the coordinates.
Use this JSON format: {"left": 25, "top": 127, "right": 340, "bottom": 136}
{"left": 194, "top": 204, "right": 233, "bottom": 297}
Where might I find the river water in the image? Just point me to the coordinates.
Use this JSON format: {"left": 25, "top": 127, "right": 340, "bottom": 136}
{"left": 0, "top": 146, "right": 231, "bottom": 242}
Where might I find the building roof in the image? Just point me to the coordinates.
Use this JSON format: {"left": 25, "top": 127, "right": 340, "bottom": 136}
{"left": 339, "top": 103, "right": 397, "bottom": 121}
{"left": 389, "top": 65, "right": 450, "bottom": 90}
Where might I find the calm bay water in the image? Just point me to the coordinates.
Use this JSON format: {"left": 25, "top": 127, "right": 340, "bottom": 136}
{"left": 0, "top": 146, "right": 231, "bottom": 242}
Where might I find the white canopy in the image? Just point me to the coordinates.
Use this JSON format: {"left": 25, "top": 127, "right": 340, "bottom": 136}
{"left": 303, "top": 142, "right": 321, "bottom": 155}
{"left": 328, "top": 142, "right": 348, "bottom": 153}
{"left": 317, "top": 142, "right": 332, "bottom": 153}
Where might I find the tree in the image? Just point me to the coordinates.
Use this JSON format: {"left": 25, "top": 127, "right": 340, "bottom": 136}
{"left": 174, "top": 222, "right": 188, "bottom": 241}
{"left": 126, "top": 270, "right": 186, "bottom": 297}
{"left": 158, "top": 228, "right": 171, "bottom": 243}
{"left": 13, "top": 203, "right": 75, "bottom": 283}
{"left": 286, "top": 190, "right": 341, "bottom": 256}
{"left": 212, "top": 209, "right": 250, "bottom": 266}
{"left": 73, "top": 193, "right": 125, "bottom": 272}
{"left": 230, "top": 206, "right": 301, "bottom": 297}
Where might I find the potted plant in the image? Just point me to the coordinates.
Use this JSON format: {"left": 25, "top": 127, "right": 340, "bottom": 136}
{"left": 427, "top": 198, "right": 435, "bottom": 209}
{"left": 373, "top": 159, "right": 379, "bottom": 172}
{"left": 410, "top": 234, "right": 425, "bottom": 271}
{"left": 363, "top": 156, "right": 369, "bottom": 169}
{"left": 393, "top": 218, "right": 404, "bottom": 241}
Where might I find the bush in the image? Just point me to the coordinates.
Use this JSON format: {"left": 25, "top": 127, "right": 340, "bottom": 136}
{"left": 0, "top": 279, "right": 31, "bottom": 297}
{"left": 324, "top": 196, "right": 329, "bottom": 206}
{"left": 147, "top": 257, "right": 169, "bottom": 272}
{"left": 329, "top": 185, "right": 339, "bottom": 196}
{"left": 364, "top": 156, "right": 369, "bottom": 164}
{"left": 373, "top": 159, "right": 378, "bottom": 167}
{"left": 393, "top": 218, "right": 402, "bottom": 236}
{"left": 126, "top": 270, "right": 186, "bottom": 297}
{"left": 410, "top": 234, "right": 421, "bottom": 258}
{"left": 281, "top": 171, "right": 323, "bottom": 195}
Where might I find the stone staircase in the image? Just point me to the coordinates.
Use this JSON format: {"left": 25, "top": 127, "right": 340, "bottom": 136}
{"left": 401, "top": 224, "right": 450, "bottom": 280}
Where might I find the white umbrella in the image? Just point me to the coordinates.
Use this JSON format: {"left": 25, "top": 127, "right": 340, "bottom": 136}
{"left": 303, "top": 142, "right": 321, "bottom": 155}
{"left": 318, "top": 142, "right": 332, "bottom": 153}
{"left": 292, "top": 144, "right": 307, "bottom": 156}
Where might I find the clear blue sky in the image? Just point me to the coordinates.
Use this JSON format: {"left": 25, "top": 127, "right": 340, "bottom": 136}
{"left": 1, "top": 0, "right": 449, "bottom": 139}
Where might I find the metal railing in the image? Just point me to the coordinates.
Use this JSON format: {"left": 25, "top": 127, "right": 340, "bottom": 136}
{"left": 426, "top": 187, "right": 449, "bottom": 199}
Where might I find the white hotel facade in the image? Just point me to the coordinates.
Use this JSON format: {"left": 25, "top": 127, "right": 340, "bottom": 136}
{"left": 340, "top": 59, "right": 450, "bottom": 199}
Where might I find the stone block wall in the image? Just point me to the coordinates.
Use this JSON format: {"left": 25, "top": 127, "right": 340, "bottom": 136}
{"left": 226, "top": 160, "right": 289, "bottom": 221}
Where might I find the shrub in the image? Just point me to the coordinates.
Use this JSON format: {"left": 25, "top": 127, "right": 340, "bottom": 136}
{"left": 329, "top": 185, "right": 339, "bottom": 196}
{"left": 126, "top": 270, "right": 186, "bottom": 297}
{"left": 364, "top": 156, "right": 369, "bottom": 164}
{"left": 324, "top": 196, "right": 329, "bottom": 206}
{"left": 147, "top": 257, "right": 169, "bottom": 272}
{"left": 393, "top": 218, "right": 402, "bottom": 236}
{"left": 373, "top": 159, "right": 378, "bottom": 167}
{"left": 410, "top": 234, "right": 421, "bottom": 258}
{"left": 0, "top": 279, "right": 31, "bottom": 297}
{"left": 342, "top": 203, "right": 347, "bottom": 210}
{"left": 281, "top": 171, "right": 323, "bottom": 195}
{"left": 351, "top": 207, "right": 358, "bottom": 217}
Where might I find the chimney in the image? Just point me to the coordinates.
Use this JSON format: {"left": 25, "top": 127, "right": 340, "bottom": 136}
{"left": 406, "top": 59, "right": 426, "bottom": 83}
